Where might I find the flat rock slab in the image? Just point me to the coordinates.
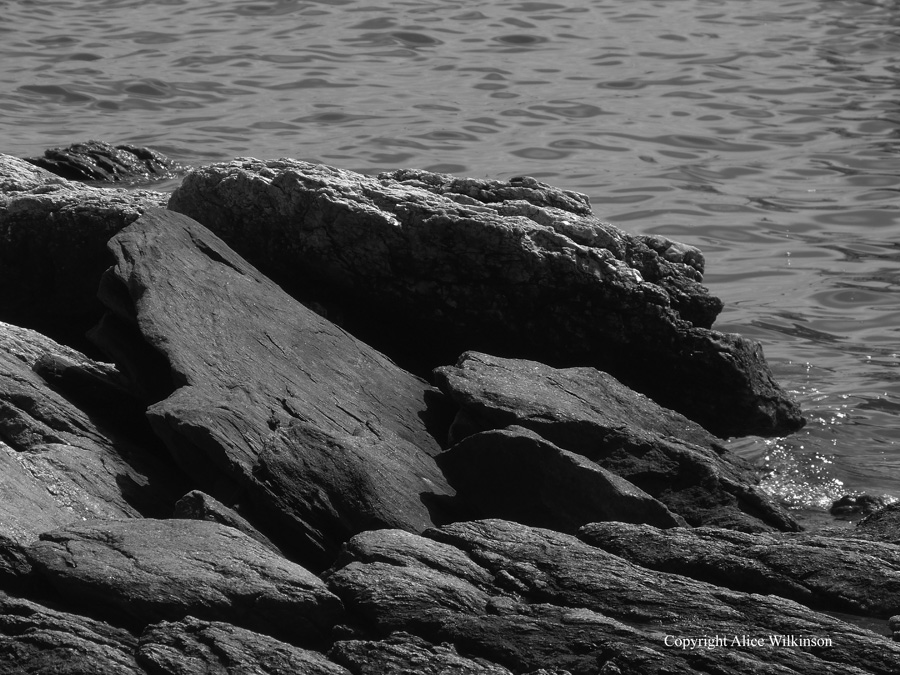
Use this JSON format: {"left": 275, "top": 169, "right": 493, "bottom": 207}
{"left": 26, "top": 518, "right": 345, "bottom": 645}
{"left": 326, "top": 519, "right": 900, "bottom": 675}
{"left": 0, "top": 592, "right": 142, "bottom": 675}
{"left": 138, "top": 616, "right": 350, "bottom": 675}
{"left": 434, "top": 352, "right": 796, "bottom": 532}
{"left": 580, "top": 521, "right": 900, "bottom": 618}
{"left": 0, "top": 154, "right": 166, "bottom": 348}
{"left": 438, "top": 425, "right": 685, "bottom": 531}
{"left": 92, "top": 209, "right": 454, "bottom": 567}
{"left": 0, "top": 321, "right": 182, "bottom": 544}
{"left": 167, "top": 158, "right": 803, "bottom": 438}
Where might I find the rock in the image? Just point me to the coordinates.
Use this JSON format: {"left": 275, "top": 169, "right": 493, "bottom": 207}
{"left": 0, "top": 321, "right": 184, "bottom": 545}
{"left": 437, "top": 426, "right": 685, "bottom": 531}
{"left": 172, "top": 490, "right": 282, "bottom": 554}
{"left": 24, "top": 140, "right": 181, "bottom": 183}
{"left": 857, "top": 502, "right": 900, "bottom": 543}
{"left": 138, "top": 616, "right": 350, "bottom": 675}
{"left": 0, "top": 154, "right": 166, "bottom": 350}
{"left": 433, "top": 352, "right": 796, "bottom": 532}
{"left": 327, "top": 519, "right": 900, "bottom": 675}
{"left": 0, "top": 591, "right": 142, "bottom": 675}
{"left": 579, "top": 521, "right": 900, "bottom": 618}
{"left": 166, "top": 158, "right": 803, "bottom": 438}
{"left": 90, "top": 208, "right": 455, "bottom": 568}
{"left": 26, "top": 518, "right": 344, "bottom": 645}
{"left": 330, "top": 631, "right": 513, "bottom": 674}
{"left": 830, "top": 493, "right": 888, "bottom": 518}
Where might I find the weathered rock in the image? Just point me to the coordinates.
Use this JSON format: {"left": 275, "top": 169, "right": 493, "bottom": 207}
{"left": 330, "top": 632, "right": 513, "bottom": 675}
{"left": 437, "top": 426, "right": 685, "bottom": 532}
{"left": 26, "top": 518, "right": 344, "bottom": 645}
{"left": 0, "top": 154, "right": 166, "bottom": 349}
{"left": 0, "top": 591, "right": 142, "bottom": 675}
{"left": 166, "top": 158, "right": 803, "bottom": 438}
{"left": 172, "top": 490, "right": 282, "bottom": 554}
{"left": 326, "top": 520, "right": 900, "bottom": 675}
{"left": 90, "top": 208, "right": 455, "bottom": 568}
{"left": 0, "top": 321, "right": 184, "bottom": 545}
{"left": 831, "top": 493, "right": 888, "bottom": 517}
{"left": 857, "top": 502, "right": 900, "bottom": 543}
{"left": 579, "top": 521, "right": 900, "bottom": 618}
{"left": 24, "top": 140, "right": 181, "bottom": 183}
{"left": 434, "top": 352, "right": 796, "bottom": 532}
{"left": 138, "top": 616, "right": 350, "bottom": 675}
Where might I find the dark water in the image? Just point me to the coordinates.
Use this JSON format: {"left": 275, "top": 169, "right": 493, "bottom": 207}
{"left": 3, "top": 0, "right": 900, "bottom": 520}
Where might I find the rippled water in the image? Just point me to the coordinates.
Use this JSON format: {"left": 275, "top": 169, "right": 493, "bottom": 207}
{"left": 3, "top": 0, "right": 900, "bottom": 522}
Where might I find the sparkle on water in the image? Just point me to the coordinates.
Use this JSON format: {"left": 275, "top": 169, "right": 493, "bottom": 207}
{"left": 4, "top": 0, "right": 900, "bottom": 522}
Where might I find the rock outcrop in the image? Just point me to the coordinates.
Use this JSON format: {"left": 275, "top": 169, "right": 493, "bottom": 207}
{"left": 434, "top": 351, "right": 795, "bottom": 532}
{"left": 0, "top": 154, "right": 166, "bottom": 349}
{"left": 91, "top": 208, "right": 455, "bottom": 568}
{"left": 23, "top": 140, "right": 181, "bottom": 183}
{"left": 167, "top": 158, "right": 803, "bottom": 438}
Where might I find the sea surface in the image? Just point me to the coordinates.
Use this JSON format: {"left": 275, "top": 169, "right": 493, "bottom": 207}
{"left": 3, "top": 0, "right": 900, "bottom": 524}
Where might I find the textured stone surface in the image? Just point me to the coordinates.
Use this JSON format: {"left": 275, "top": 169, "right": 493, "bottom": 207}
{"left": 26, "top": 519, "right": 344, "bottom": 645}
{"left": 91, "top": 209, "right": 454, "bottom": 568}
{"left": 0, "top": 154, "right": 166, "bottom": 348}
{"left": 437, "top": 425, "right": 685, "bottom": 531}
{"left": 167, "top": 158, "right": 803, "bottom": 438}
{"left": 857, "top": 502, "right": 900, "bottom": 543}
{"left": 580, "top": 521, "right": 900, "bottom": 618}
{"left": 326, "top": 520, "right": 900, "bottom": 675}
{"left": 0, "top": 592, "right": 142, "bottom": 675}
{"left": 24, "top": 140, "right": 181, "bottom": 183}
{"left": 0, "top": 321, "right": 183, "bottom": 545}
{"left": 172, "top": 490, "right": 282, "bottom": 554}
{"left": 434, "top": 352, "right": 796, "bottom": 532}
{"left": 138, "top": 616, "right": 350, "bottom": 675}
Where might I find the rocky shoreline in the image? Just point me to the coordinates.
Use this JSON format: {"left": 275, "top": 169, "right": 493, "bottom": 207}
{"left": 0, "top": 142, "right": 898, "bottom": 674}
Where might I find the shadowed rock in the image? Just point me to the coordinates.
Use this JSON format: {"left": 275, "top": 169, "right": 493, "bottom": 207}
{"left": 0, "top": 592, "right": 142, "bottom": 675}
{"left": 437, "top": 425, "right": 685, "bottom": 531}
{"left": 138, "top": 616, "right": 350, "bottom": 675}
{"left": 0, "top": 321, "right": 184, "bottom": 545}
{"left": 167, "top": 158, "right": 803, "bottom": 438}
{"left": 434, "top": 352, "right": 796, "bottom": 532}
{"left": 90, "top": 208, "right": 455, "bottom": 568}
{"left": 0, "top": 154, "right": 166, "bottom": 349}
{"left": 579, "top": 521, "right": 900, "bottom": 619}
{"left": 173, "top": 490, "right": 282, "bottom": 554}
{"left": 26, "top": 518, "right": 344, "bottom": 645}
{"left": 326, "top": 519, "right": 900, "bottom": 675}
{"left": 24, "top": 140, "right": 181, "bottom": 183}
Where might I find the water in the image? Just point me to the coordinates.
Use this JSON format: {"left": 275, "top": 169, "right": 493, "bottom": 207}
{"left": 3, "top": 0, "right": 900, "bottom": 521}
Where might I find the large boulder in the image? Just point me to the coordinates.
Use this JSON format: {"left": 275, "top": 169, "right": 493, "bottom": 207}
{"left": 26, "top": 518, "right": 345, "bottom": 645}
{"left": 0, "top": 154, "right": 166, "bottom": 349}
{"left": 326, "top": 519, "right": 900, "bottom": 675}
{"left": 167, "top": 158, "right": 803, "bottom": 438}
{"left": 0, "top": 321, "right": 184, "bottom": 545}
{"left": 434, "top": 352, "right": 796, "bottom": 532}
{"left": 580, "top": 521, "right": 900, "bottom": 619}
{"left": 23, "top": 140, "right": 181, "bottom": 183}
{"left": 90, "top": 208, "right": 455, "bottom": 567}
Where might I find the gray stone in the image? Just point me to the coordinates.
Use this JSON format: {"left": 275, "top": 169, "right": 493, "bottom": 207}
{"left": 24, "top": 140, "right": 181, "bottom": 183}
{"left": 26, "top": 518, "right": 344, "bottom": 645}
{"left": 172, "top": 490, "right": 281, "bottom": 554}
{"left": 166, "top": 159, "right": 803, "bottom": 438}
{"left": 433, "top": 352, "right": 796, "bottom": 532}
{"left": 437, "top": 426, "right": 685, "bottom": 531}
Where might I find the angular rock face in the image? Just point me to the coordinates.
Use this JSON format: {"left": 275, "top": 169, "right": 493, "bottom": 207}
{"left": 167, "top": 158, "right": 803, "bottom": 438}
{"left": 0, "top": 154, "right": 166, "bottom": 349}
{"left": 326, "top": 520, "right": 900, "bottom": 675}
{"left": 437, "top": 425, "right": 686, "bottom": 532}
{"left": 92, "top": 208, "right": 455, "bottom": 567}
{"left": 434, "top": 352, "right": 796, "bottom": 532}
{"left": 580, "top": 521, "right": 900, "bottom": 618}
{"left": 23, "top": 140, "right": 181, "bottom": 183}
{"left": 0, "top": 321, "right": 183, "bottom": 544}
{"left": 26, "top": 519, "right": 344, "bottom": 645}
